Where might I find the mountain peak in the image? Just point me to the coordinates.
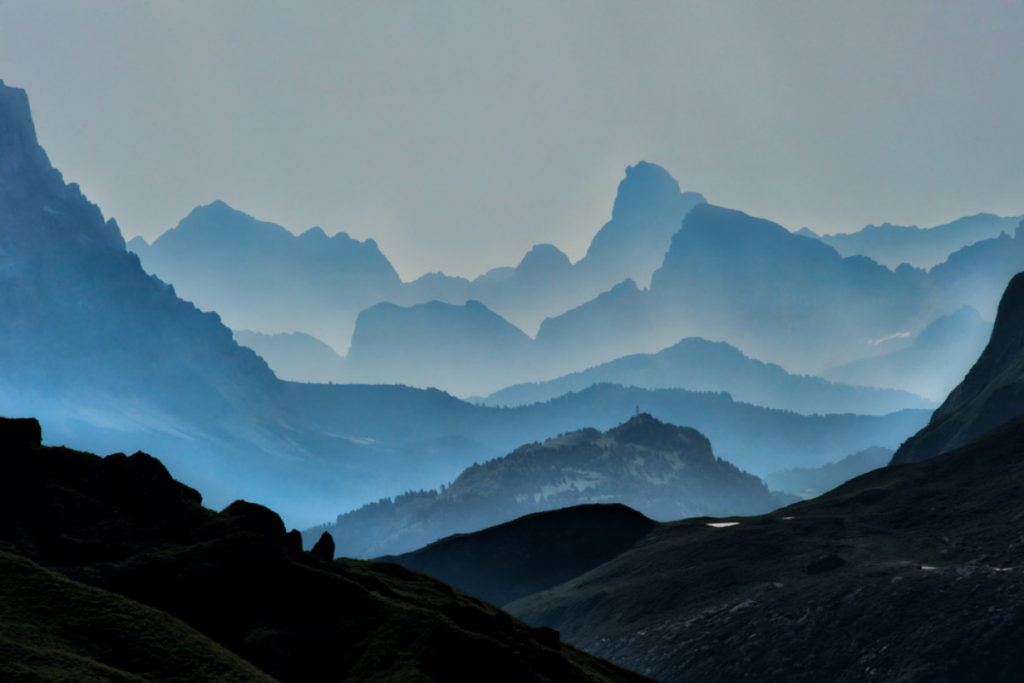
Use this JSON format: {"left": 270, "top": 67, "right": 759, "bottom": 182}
{"left": 0, "top": 80, "right": 65, "bottom": 201}
{"left": 612, "top": 161, "right": 688, "bottom": 221}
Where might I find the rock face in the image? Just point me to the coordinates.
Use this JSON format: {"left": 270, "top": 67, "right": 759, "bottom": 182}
{"left": 0, "top": 418, "right": 649, "bottom": 683}
{"left": 310, "top": 413, "right": 780, "bottom": 558}
{"left": 892, "top": 270, "right": 1024, "bottom": 464}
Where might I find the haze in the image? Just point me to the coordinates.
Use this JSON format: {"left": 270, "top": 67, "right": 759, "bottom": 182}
{"left": 1, "top": 0, "right": 1022, "bottom": 279}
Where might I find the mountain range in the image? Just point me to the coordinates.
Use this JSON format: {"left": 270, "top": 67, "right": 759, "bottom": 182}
{"left": 376, "top": 272, "right": 1024, "bottom": 679}
{"left": 308, "top": 413, "right": 784, "bottom": 558}
{"left": 0, "top": 79, "right": 937, "bottom": 534}
{"left": 130, "top": 161, "right": 705, "bottom": 350}
{"left": 483, "top": 337, "right": 934, "bottom": 415}
{"left": 806, "top": 212, "right": 1024, "bottom": 269}
{"left": 129, "top": 160, "right": 1020, "bottom": 403}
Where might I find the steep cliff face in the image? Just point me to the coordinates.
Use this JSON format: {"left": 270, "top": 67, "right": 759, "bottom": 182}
{"left": 892, "top": 270, "right": 1024, "bottom": 464}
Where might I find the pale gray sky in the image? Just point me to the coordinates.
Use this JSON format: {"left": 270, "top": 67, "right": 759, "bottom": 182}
{"left": 1, "top": 1, "right": 1022, "bottom": 280}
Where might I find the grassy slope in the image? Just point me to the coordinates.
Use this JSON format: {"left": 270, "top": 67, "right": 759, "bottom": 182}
{"left": 0, "top": 551, "right": 273, "bottom": 682}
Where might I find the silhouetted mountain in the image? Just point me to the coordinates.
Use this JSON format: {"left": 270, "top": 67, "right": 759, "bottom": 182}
{"left": 0, "top": 417, "right": 646, "bottom": 682}
{"left": 814, "top": 213, "right": 1023, "bottom": 269}
{"left": 764, "top": 446, "right": 893, "bottom": 499}
{"left": 308, "top": 414, "right": 781, "bottom": 557}
{"left": 892, "top": 271, "right": 1024, "bottom": 464}
{"left": 381, "top": 504, "right": 657, "bottom": 607}
{"left": 344, "top": 299, "right": 534, "bottom": 396}
{"left": 824, "top": 305, "right": 992, "bottom": 400}
{"left": 131, "top": 201, "right": 402, "bottom": 353}
{"left": 498, "top": 412, "right": 1024, "bottom": 682}
{"left": 233, "top": 329, "right": 347, "bottom": 383}
{"left": 484, "top": 337, "right": 934, "bottom": 415}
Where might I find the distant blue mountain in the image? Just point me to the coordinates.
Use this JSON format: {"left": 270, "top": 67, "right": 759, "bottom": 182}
{"left": 483, "top": 337, "right": 935, "bottom": 415}
{"left": 824, "top": 306, "right": 992, "bottom": 401}
{"left": 131, "top": 201, "right": 402, "bottom": 353}
{"left": 344, "top": 299, "right": 534, "bottom": 396}
{"left": 811, "top": 213, "right": 1023, "bottom": 269}
{"left": 232, "top": 330, "right": 347, "bottom": 383}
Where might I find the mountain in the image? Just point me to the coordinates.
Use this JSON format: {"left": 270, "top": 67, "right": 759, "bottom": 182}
{"left": 892, "top": 270, "right": 1024, "bottom": 464}
{"left": 812, "top": 212, "right": 1023, "bottom": 269}
{"left": 0, "top": 416, "right": 647, "bottom": 682}
{"left": 764, "top": 446, "right": 893, "bottom": 499}
{"left": 484, "top": 337, "right": 934, "bottom": 415}
{"left": 132, "top": 161, "right": 703, "bottom": 361}
{"left": 575, "top": 161, "right": 706, "bottom": 289}
{"left": 381, "top": 504, "right": 658, "bottom": 607}
{"left": 308, "top": 413, "right": 781, "bottom": 557}
{"left": 533, "top": 203, "right": 937, "bottom": 376}
{"left": 233, "top": 330, "right": 347, "bottom": 383}
{"left": 343, "top": 299, "right": 535, "bottom": 396}
{"left": 131, "top": 201, "right": 402, "bottom": 353}
{"left": 823, "top": 305, "right": 992, "bottom": 401}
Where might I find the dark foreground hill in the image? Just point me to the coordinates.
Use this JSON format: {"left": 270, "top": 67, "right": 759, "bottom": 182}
{"left": 0, "top": 416, "right": 646, "bottom": 683}
{"left": 403, "top": 415, "right": 1024, "bottom": 681}
{"left": 381, "top": 504, "right": 658, "bottom": 607}
{"left": 309, "top": 413, "right": 780, "bottom": 558}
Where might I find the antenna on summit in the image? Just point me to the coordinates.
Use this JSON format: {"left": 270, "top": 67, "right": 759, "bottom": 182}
{"left": 636, "top": 405, "right": 640, "bottom": 416}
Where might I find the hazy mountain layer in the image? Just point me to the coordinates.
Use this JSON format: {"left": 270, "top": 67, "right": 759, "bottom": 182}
{"left": 484, "top": 337, "right": 934, "bottom": 415}
{"left": 0, "top": 417, "right": 647, "bottom": 683}
{"left": 810, "top": 212, "right": 1022, "bottom": 269}
{"left": 131, "top": 162, "right": 704, "bottom": 350}
{"left": 307, "top": 413, "right": 781, "bottom": 558}
{"left": 131, "top": 201, "right": 402, "bottom": 353}
{"left": 764, "top": 446, "right": 893, "bottom": 499}
{"left": 893, "top": 270, "right": 1024, "bottom": 464}
{"left": 343, "top": 299, "right": 535, "bottom": 396}
{"left": 233, "top": 329, "right": 347, "bottom": 383}
{"left": 823, "top": 305, "right": 992, "bottom": 401}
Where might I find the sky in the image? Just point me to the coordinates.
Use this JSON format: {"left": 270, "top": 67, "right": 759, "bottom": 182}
{"left": 1, "top": 1, "right": 1022, "bottom": 280}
